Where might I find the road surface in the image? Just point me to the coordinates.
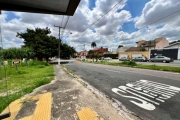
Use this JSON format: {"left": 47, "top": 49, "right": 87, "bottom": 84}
{"left": 65, "top": 62, "right": 180, "bottom": 120}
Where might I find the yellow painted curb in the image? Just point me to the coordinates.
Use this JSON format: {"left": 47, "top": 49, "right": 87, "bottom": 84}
{"left": 77, "top": 108, "right": 99, "bottom": 120}
{"left": 1, "top": 99, "right": 23, "bottom": 120}
{"left": 1, "top": 92, "right": 52, "bottom": 120}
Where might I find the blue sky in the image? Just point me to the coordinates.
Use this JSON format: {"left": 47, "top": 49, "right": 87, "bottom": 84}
{"left": 5, "top": 11, "right": 20, "bottom": 22}
{"left": 88, "top": 0, "right": 150, "bottom": 34}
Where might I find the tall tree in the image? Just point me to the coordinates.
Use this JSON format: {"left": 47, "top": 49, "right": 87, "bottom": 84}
{"left": 91, "top": 42, "right": 96, "bottom": 48}
{"left": 16, "top": 27, "right": 76, "bottom": 61}
{"left": 91, "top": 42, "right": 97, "bottom": 62}
{"left": 17, "top": 27, "right": 58, "bottom": 61}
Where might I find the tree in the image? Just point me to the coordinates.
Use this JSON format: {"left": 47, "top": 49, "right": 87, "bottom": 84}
{"left": 170, "top": 40, "right": 180, "bottom": 45}
{"left": 91, "top": 42, "right": 96, "bottom": 48}
{"left": 88, "top": 50, "right": 94, "bottom": 58}
{"left": 91, "top": 42, "right": 97, "bottom": 62}
{"left": 16, "top": 27, "right": 76, "bottom": 61}
{"left": 17, "top": 27, "right": 57, "bottom": 61}
{"left": 118, "top": 45, "right": 123, "bottom": 48}
{"left": 60, "top": 43, "right": 76, "bottom": 59}
{"left": 140, "top": 48, "right": 146, "bottom": 51}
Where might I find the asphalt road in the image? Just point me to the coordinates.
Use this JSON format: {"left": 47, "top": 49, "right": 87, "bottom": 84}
{"left": 64, "top": 62, "right": 180, "bottom": 120}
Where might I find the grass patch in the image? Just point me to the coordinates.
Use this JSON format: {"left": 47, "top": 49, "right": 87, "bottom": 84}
{"left": 0, "top": 60, "right": 54, "bottom": 113}
{"left": 83, "top": 60, "right": 180, "bottom": 73}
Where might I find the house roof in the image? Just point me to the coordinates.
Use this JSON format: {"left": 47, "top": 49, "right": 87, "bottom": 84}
{"left": 164, "top": 42, "right": 180, "bottom": 48}
{"left": 93, "top": 47, "right": 107, "bottom": 50}
{"left": 125, "top": 47, "right": 142, "bottom": 52}
{"left": 136, "top": 40, "right": 146, "bottom": 43}
{"left": 0, "top": 0, "right": 80, "bottom": 15}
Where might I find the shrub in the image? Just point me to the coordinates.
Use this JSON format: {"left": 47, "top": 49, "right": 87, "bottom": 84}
{"left": 121, "top": 61, "right": 137, "bottom": 66}
{"left": 128, "top": 61, "right": 137, "bottom": 66}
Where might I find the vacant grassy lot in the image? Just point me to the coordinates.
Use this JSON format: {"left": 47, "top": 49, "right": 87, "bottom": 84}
{"left": 83, "top": 60, "right": 180, "bottom": 73}
{"left": 0, "top": 60, "right": 54, "bottom": 113}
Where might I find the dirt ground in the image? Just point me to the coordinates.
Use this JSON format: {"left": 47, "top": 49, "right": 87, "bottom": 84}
{"left": 17, "top": 65, "right": 139, "bottom": 120}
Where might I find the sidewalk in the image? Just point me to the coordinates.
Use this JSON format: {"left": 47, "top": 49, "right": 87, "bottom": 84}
{"left": 2, "top": 65, "right": 128, "bottom": 120}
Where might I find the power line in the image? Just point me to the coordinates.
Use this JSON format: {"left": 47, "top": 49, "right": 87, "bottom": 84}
{"left": 83, "top": 0, "right": 123, "bottom": 33}
{"left": 140, "top": 9, "right": 180, "bottom": 29}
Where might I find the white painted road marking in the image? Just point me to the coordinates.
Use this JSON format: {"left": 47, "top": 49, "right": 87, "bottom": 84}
{"left": 112, "top": 80, "right": 180, "bottom": 111}
{"left": 106, "top": 69, "right": 121, "bottom": 73}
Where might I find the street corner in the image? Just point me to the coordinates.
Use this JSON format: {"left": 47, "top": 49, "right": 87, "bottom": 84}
{"left": 1, "top": 92, "right": 52, "bottom": 120}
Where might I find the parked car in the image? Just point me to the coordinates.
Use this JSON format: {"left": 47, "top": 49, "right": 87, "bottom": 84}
{"left": 133, "top": 56, "right": 148, "bottom": 62}
{"left": 119, "top": 57, "right": 129, "bottom": 61}
{"left": 149, "top": 56, "right": 173, "bottom": 63}
{"left": 104, "top": 57, "right": 112, "bottom": 61}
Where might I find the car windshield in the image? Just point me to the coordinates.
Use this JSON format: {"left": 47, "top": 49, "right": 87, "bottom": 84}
{"left": 0, "top": 0, "right": 180, "bottom": 120}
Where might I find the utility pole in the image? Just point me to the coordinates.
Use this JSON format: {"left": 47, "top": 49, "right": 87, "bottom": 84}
{"left": 54, "top": 25, "right": 64, "bottom": 65}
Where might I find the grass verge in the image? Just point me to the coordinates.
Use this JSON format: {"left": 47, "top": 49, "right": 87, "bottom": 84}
{"left": 0, "top": 60, "right": 54, "bottom": 113}
{"left": 83, "top": 60, "right": 180, "bottom": 73}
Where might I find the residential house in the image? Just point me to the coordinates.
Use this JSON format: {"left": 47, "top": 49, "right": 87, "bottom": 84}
{"left": 136, "top": 37, "right": 169, "bottom": 51}
{"left": 77, "top": 50, "right": 88, "bottom": 59}
{"left": 150, "top": 42, "right": 180, "bottom": 60}
{"left": 93, "top": 47, "right": 108, "bottom": 55}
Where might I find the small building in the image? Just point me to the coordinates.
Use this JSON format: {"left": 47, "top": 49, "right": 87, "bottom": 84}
{"left": 77, "top": 50, "right": 88, "bottom": 59}
{"left": 150, "top": 42, "right": 180, "bottom": 60}
{"left": 93, "top": 47, "right": 108, "bottom": 55}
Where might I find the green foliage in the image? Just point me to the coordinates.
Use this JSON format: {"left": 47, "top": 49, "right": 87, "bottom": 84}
{"left": 2, "top": 47, "right": 34, "bottom": 59}
{"left": 82, "top": 60, "right": 180, "bottom": 73}
{"left": 122, "top": 61, "right": 137, "bottom": 66}
{"left": 140, "top": 48, "right": 146, "bottom": 51}
{"left": 60, "top": 43, "right": 76, "bottom": 59}
{"left": 91, "top": 42, "right": 96, "bottom": 48}
{"left": 103, "top": 54, "right": 118, "bottom": 59}
{"left": 118, "top": 45, "right": 123, "bottom": 48}
{"left": 16, "top": 27, "right": 76, "bottom": 61}
{"left": 0, "top": 60, "right": 54, "bottom": 112}
{"left": 94, "top": 54, "right": 100, "bottom": 62}
{"left": 170, "top": 40, "right": 180, "bottom": 45}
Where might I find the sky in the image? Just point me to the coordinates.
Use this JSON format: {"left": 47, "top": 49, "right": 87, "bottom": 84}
{"left": 1, "top": 0, "right": 180, "bottom": 52}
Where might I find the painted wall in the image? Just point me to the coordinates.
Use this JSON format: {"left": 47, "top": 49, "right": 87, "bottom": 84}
{"left": 155, "top": 38, "right": 169, "bottom": 49}
{"left": 118, "top": 51, "right": 150, "bottom": 59}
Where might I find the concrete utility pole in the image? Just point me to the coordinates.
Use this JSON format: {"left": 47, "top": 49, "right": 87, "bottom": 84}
{"left": 54, "top": 25, "right": 64, "bottom": 65}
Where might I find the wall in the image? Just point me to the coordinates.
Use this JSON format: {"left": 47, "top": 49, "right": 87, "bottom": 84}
{"left": 155, "top": 38, "right": 169, "bottom": 49}
{"left": 165, "top": 44, "right": 180, "bottom": 49}
{"left": 118, "top": 51, "right": 150, "bottom": 59}
{"left": 136, "top": 40, "right": 146, "bottom": 47}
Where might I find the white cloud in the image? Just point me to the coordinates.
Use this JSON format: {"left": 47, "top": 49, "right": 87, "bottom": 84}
{"left": 135, "top": 0, "right": 180, "bottom": 28}
{"left": 1, "top": 0, "right": 180, "bottom": 51}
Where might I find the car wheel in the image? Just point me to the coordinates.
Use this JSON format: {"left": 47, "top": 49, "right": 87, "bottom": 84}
{"left": 163, "top": 60, "right": 166, "bottom": 63}
{"left": 141, "top": 60, "right": 144, "bottom": 62}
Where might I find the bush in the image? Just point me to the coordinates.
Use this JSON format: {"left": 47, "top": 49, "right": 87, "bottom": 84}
{"left": 128, "top": 61, "right": 137, "bottom": 66}
{"left": 121, "top": 61, "right": 137, "bottom": 66}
